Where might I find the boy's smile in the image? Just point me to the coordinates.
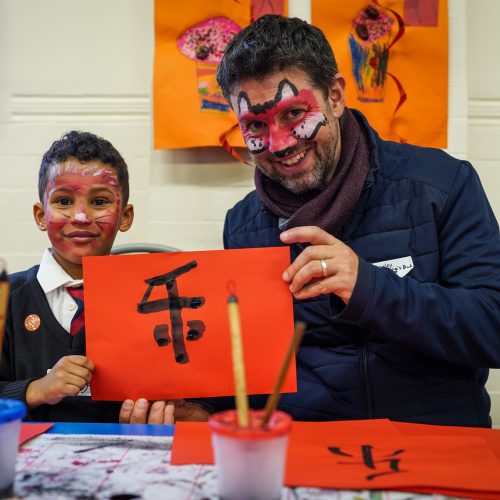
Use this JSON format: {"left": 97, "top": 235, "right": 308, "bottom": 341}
{"left": 34, "top": 159, "right": 134, "bottom": 278}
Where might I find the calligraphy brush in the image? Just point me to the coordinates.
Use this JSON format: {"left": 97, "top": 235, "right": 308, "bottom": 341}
{"left": 261, "top": 321, "right": 306, "bottom": 428}
{"left": 227, "top": 282, "right": 249, "bottom": 428}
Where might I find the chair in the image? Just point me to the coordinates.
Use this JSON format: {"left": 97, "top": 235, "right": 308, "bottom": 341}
{"left": 111, "top": 243, "right": 179, "bottom": 254}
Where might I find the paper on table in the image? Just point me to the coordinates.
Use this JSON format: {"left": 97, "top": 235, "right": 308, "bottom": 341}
{"left": 171, "top": 418, "right": 500, "bottom": 498}
{"left": 170, "top": 418, "right": 400, "bottom": 465}
{"left": 19, "top": 423, "right": 53, "bottom": 445}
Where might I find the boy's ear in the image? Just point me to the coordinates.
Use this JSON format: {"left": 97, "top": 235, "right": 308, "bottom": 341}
{"left": 33, "top": 202, "right": 47, "bottom": 231}
{"left": 119, "top": 204, "right": 134, "bottom": 233}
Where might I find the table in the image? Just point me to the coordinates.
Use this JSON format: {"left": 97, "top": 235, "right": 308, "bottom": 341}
{"left": 10, "top": 423, "right": 459, "bottom": 500}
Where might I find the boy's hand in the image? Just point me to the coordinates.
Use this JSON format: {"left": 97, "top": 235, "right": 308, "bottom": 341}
{"left": 119, "top": 398, "right": 210, "bottom": 424}
{"left": 26, "top": 355, "right": 94, "bottom": 409}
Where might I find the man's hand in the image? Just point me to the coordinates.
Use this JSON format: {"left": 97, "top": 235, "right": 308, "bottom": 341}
{"left": 119, "top": 398, "right": 210, "bottom": 424}
{"left": 281, "top": 225, "right": 359, "bottom": 304}
{"left": 26, "top": 355, "right": 94, "bottom": 409}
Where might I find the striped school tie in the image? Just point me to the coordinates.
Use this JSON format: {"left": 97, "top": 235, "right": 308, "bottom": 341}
{"left": 66, "top": 286, "right": 85, "bottom": 336}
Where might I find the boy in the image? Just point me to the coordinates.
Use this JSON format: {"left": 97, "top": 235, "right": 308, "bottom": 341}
{"left": 0, "top": 131, "right": 134, "bottom": 422}
{"left": 0, "top": 131, "right": 210, "bottom": 424}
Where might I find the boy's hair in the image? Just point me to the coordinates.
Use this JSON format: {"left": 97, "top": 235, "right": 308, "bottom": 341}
{"left": 38, "top": 131, "right": 129, "bottom": 205}
{"left": 216, "top": 14, "right": 338, "bottom": 102}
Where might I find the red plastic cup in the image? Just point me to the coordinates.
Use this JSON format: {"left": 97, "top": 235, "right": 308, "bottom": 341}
{"left": 208, "top": 409, "right": 292, "bottom": 500}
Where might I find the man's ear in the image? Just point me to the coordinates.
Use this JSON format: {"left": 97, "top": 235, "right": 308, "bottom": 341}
{"left": 33, "top": 202, "right": 47, "bottom": 231}
{"left": 119, "top": 204, "right": 134, "bottom": 233}
{"left": 329, "top": 73, "right": 347, "bottom": 118}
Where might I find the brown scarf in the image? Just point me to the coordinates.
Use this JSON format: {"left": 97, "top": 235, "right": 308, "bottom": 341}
{"left": 254, "top": 108, "right": 370, "bottom": 237}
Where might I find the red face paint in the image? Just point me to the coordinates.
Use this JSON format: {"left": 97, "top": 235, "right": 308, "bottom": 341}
{"left": 43, "top": 160, "right": 124, "bottom": 271}
{"left": 237, "top": 79, "right": 327, "bottom": 155}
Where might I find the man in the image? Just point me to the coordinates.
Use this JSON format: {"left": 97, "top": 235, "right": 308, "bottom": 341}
{"left": 216, "top": 14, "right": 500, "bottom": 426}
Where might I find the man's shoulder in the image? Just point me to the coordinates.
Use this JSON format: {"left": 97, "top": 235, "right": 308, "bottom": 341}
{"left": 224, "top": 190, "right": 280, "bottom": 247}
{"left": 226, "top": 190, "right": 262, "bottom": 224}
{"left": 377, "top": 138, "right": 470, "bottom": 192}
{"left": 9, "top": 266, "right": 40, "bottom": 295}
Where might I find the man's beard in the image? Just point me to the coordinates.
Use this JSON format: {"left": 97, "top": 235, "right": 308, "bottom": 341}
{"left": 252, "top": 138, "right": 337, "bottom": 194}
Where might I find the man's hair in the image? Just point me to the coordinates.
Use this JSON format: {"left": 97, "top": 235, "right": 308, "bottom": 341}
{"left": 39, "top": 131, "right": 129, "bottom": 205}
{"left": 217, "top": 14, "right": 338, "bottom": 102}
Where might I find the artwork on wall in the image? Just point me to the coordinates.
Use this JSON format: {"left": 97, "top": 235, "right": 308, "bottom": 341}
{"left": 312, "top": 0, "right": 448, "bottom": 148}
{"left": 153, "top": 0, "right": 286, "bottom": 151}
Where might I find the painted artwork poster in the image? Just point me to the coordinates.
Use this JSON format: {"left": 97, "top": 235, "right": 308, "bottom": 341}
{"left": 153, "top": 0, "right": 289, "bottom": 150}
{"left": 312, "top": 0, "right": 448, "bottom": 148}
{"left": 83, "top": 247, "right": 296, "bottom": 400}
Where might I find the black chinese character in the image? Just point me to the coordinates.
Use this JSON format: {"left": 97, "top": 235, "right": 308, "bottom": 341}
{"left": 137, "top": 261, "right": 205, "bottom": 364}
{"left": 328, "top": 445, "right": 406, "bottom": 480}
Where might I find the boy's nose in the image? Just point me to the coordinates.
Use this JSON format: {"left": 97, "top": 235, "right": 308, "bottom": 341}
{"left": 74, "top": 212, "right": 88, "bottom": 223}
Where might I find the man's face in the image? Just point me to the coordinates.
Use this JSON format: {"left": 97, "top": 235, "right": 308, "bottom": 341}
{"left": 230, "top": 68, "right": 346, "bottom": 193}
{"left": 34, "top": 159, "right": 133, "bottom": 276}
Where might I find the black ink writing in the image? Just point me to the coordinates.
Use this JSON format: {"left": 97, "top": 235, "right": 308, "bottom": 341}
{"left": 138, "top": 261, "right": 205, "bottom": 364}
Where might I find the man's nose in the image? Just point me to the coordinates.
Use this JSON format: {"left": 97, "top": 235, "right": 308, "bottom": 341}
{"left": 268, "top": 124, "right": 297, "bottom": 154}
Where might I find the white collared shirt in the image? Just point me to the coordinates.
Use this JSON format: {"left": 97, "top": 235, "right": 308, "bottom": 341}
{"left": 36, "top": 249, "right": 83, "bottom": 333}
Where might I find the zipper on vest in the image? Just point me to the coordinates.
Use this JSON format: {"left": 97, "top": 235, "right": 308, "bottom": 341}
{"left": 361, "top": 344, "right": 375, "bottom": 418}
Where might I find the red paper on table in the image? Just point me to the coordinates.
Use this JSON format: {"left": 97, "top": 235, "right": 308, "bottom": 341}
{"left": 171, "top": 419, "right": 500, "bottom": 498}
{"left": 170, "top": 418, "right": 400, "bottom": 465}
{"left": 19, "top": 423, "right": 53, "bottom": 445}
{"left": 392, "top": 420, "right": 500, "bottom": 460}
{"left": 286, "top": 427, "right": 500, "bottom": 497}
{"left": 83, "top": 247, "right": 295, "bottom": 400}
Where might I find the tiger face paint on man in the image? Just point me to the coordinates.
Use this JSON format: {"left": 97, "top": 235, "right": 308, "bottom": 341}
{"left": 231, "top": 68, "right": 346, "bottom": 193}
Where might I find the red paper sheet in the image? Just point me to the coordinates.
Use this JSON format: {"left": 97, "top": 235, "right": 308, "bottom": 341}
{"left": 171, "top": 419, "right": 500, "bottom": 498}
{"left": 170, "top": 418, "right": 400, "bottom": 465}
{"left": 83, "top": 247, "right": 295, "bottom": 401}
{"left": 19, "top": 423, "right": 53, "bottom": 445}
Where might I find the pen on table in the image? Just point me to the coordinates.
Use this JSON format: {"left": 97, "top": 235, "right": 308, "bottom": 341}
{"left": 261, "top": 321, "right": 306, "bottom": 428}
{"left": 227, "top": 282, "right": 249, "bottom": 428}
{"left": 0, "top": 259, "right": 9, "bottom": 357}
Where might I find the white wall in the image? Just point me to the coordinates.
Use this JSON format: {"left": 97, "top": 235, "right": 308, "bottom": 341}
{"left": 0, "top": 0, "right": 498, "bottom": 426}
{"left": 466, "top": 0, "right": 500, "bottom": 429}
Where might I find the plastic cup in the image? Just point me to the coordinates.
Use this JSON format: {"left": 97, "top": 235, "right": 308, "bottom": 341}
{"left": 208, "top": 409, "right": 292, "bottom": 500}
{"left": 0, "top": 399, "right": 26, "bottom": 496}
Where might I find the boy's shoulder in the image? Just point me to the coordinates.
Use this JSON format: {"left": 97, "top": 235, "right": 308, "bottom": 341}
{"left": 9, "top": 265, "right": 40, "bottom": 295}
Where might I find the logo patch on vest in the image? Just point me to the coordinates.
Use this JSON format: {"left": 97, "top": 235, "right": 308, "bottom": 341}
{"left": 372, "top": 256, "right": 414, "bottom": 277}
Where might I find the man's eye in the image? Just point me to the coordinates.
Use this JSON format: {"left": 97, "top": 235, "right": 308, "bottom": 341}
{"left": 92, "top": 198, "right": 110, "bottom": 207}
{"left": 286, "top": 108, "right": 306, "bottom": 121}
{"left": 246, "top": 121, "right": 267, "bottom": 133}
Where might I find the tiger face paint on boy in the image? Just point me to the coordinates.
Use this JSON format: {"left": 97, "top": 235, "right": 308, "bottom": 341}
{"left": 236, "top": 79, "right": 327, "bottom": 155}
{"left": 38, "top": 160, "right": 125, "bottom": 273}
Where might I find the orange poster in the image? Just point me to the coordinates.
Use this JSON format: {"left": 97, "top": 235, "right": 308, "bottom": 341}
{"left": 83, "top": 247, "right": 295, "bottom": 401}
{"left": 312, "top": 0, "right": 448, "bottom": 147}
{"left": 153, "top": 0, "right": 250, "bottom": 149}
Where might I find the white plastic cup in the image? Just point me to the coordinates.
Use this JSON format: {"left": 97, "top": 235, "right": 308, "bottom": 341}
{"left": 208, "top": 409, "right": 292, "bottom": 500}
{"left": 0, "top": 399, "right": 26, "bottom": 496}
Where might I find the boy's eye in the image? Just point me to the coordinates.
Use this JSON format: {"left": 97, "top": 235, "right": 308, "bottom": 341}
{"left": 55, "top": 198, "right": 72, "bottom": 207}
{"left": 92, "top": 198, "right": 110, "bottom": 207}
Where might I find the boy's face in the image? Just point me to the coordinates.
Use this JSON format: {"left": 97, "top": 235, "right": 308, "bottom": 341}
{"left": 34, "top": 159, "right": 134, "bottom": 278}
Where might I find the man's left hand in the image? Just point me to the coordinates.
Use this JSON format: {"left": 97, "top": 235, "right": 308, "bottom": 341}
{"left": 280, "top": 225, "right": 359, "bottom": 304}
{"left": 119, "top": 398, "right": 210, "bottom": 424}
